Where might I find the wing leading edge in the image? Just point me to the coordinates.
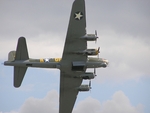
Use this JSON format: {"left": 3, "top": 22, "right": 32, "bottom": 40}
{"left": 60, "top": 0, "right": 86, "bottom": 113}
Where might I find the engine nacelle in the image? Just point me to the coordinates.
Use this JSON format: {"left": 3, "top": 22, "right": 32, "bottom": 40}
{"left": 85, "top": 49, "right": 98, "bottom": 55}
{"left": 74, "top": 48, "right": 99, "bottom": 56}
{"left": 78, "top": 85, "right": 91, "bottom": 91}
{"left": 80, "top": 72, "right": 95, "bottom": 79}
{"left": 81, "top": 34, "right": 98, "bottom": 41}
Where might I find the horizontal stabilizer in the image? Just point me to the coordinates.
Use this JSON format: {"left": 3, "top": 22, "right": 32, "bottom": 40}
{"left": 14, "top": 37, "right": 29, "bottom": 87}
{"left": 14, "top": 66, "right": 27, "bottom": 87}
{"left": 15, "top": 37, "right": 29, "bottom": 60}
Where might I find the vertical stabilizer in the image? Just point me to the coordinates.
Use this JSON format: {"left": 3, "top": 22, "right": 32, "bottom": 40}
{"left": 8, "top": 51, "right": 16, "bottom": 61}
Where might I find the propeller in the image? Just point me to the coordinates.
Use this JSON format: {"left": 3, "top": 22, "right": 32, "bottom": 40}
{"left": 96, "top": 47, "right": 100, "bottom": 58}
{"left": 89, "top": 80, "right": 91, "bottom": 87}
{"left": 94, "top": 68, "right": 97, "bottom": 76}
{"left": 95, "top": 30, "right": 99, "bottom": 43}
{"left": 97, "top": 47, "right": 100, "bottom": 53}
{"left": 95, "top": 30, "right": 97, "bottom": 36}
{"left": 89, "top": 80, "right": 92, "bottom": 91}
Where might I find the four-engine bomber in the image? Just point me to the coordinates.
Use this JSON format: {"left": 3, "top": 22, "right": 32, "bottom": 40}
{"left": 4, "top": 0, "right": 108, "bottom": 113}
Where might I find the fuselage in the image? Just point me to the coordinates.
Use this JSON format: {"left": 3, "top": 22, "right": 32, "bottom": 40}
{"left": 4, "top": 57, "right": 109, "bottom": 69}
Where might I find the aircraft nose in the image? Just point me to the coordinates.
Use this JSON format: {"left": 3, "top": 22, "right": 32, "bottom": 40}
{"left": 106, "top": 60, "right": 109, "bottom": 65}
{"left": 103, "top": 59, "right": 109, "bottom": 66}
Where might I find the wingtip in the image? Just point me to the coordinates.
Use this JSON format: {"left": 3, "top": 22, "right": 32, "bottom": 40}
{"left": 14, "top": 83, "right": 21, "bottom": 88}
{"left": 74, "top": 0, "right": 85, "bottom": 3}
{"left": 19, "top": 36, "right": 25, "bottom": 40}
{"left": 18, "top": 37, "right": 26, "bottom": 43}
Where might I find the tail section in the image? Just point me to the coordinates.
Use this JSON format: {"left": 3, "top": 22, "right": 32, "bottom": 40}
{"left": 8, "top": 51, "right": 16, "bottom": 61}
{"left": 5, "top": 37, "right": 29, "bottom": 87}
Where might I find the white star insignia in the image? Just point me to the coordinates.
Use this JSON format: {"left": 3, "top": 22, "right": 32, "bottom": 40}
{"left": 44, "top": 58, "right": 49, "bottom": 62}
{"left": 74, "top": 12, "right": 83, "bottom": 20}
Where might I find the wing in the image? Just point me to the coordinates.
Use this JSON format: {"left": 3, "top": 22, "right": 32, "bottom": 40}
{"left": 59, "top": 0, "right": 86, "bottom": 113}
{"left": 59, "top": 71, "right": 83, "bottom": 113}
{"left": 62, "top": 0, "right": 87, "bottom": 61}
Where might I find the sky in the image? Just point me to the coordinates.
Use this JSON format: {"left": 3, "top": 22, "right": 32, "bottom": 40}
{"left": 0, "top": 0, "right": 150, "bottom": 113}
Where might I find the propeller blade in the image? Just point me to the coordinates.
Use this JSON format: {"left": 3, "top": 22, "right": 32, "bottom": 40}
{"left": 94, "top": 68, "right": 97, "bottom": 76}
{"left": 89, "top": 80, "right": 91, "bottom": 87}
{"left": 98, "top": 47, "right": 100, "bottom": 52}
{"left": 89, "top": 80, "right": 92, "bottom": 90}
{"left": 96, "top": 47, "right": 100, "bottom": 57}
{"left": 95, "top": 30, "right": 98, "bottom": 43}
{"left": 95, "top": 30, "right": 97, "bottom": 36}
{"left": 89, "top": 80, "right": 92, "bottom": 92}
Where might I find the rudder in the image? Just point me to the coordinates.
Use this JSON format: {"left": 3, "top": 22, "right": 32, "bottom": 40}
{"left": 8, "top": 51, "right": 16, "bottom": 61}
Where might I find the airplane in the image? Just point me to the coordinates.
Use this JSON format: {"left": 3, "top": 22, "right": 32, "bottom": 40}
{"left": 4, "top": 0, "right": 109, "bottom": 113}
